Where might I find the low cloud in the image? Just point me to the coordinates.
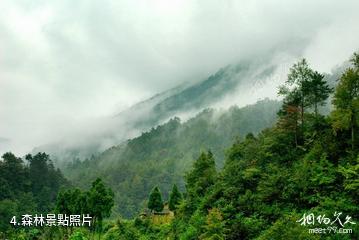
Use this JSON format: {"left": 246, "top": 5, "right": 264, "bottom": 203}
{"left": 1, "top": 0, "right": 358, "bottom": 156}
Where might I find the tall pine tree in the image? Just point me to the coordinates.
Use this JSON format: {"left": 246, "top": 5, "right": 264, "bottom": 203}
{"left": 148, "top": 186, "right": 164, "bottom": 213}
{"left": 306, "top": 71, "right": 332, "bottom": 118}
{"left": 169, "top": 184, "right": 182, "bottom": 211}
{"left": 279, "top": 59, "right": 313, "bottom": 144}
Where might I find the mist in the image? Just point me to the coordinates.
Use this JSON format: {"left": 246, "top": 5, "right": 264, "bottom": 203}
{"left": 1, "top": 0, "right": 359, "bottom": 156}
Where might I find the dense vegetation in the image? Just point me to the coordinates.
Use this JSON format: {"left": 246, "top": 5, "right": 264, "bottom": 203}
{"left": 97, "top": 53, "right": 359, "bottom": 239}
{"left": 0, "top": 153, "right": 115, "bottom": 239}
{"left": 1, "top": 53, "right": 358, "bottom": 239}
{"left": 0, "top": 153, "right": 68, "bottom": 236}
{"left": 64, "top": 99, "right": 280, "bottom": 218}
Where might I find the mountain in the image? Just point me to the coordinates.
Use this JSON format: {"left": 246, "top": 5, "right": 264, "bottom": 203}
{"left": 34, "top": 59, "right": 279, "bottom": 163}
{"left": 32, "top": 57, "right": 346, "bottom": 218}
{"left": 140, "top": 62, "right": 276, "bottom": 127}
{"left": 57, "top": 59, "right": 347, "bottom": 218}
{"left": 63, "top": 98, "right": 281, "bottom": 218}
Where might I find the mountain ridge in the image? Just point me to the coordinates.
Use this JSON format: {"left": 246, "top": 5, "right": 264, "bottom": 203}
{"left": 33, "top": 59, "right": 280, "bottom": 163}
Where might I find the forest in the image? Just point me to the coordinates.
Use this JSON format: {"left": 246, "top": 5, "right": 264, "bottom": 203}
{"left": 0, "top": 53, "right": 358, "bottom": 239}
{"left": 63, "top": 97, "right": 281, "bottom": 218}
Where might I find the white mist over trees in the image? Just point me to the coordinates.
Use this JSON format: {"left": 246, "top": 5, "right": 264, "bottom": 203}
{"left": 0, "top": 0, "right": 358, "bottom": 156}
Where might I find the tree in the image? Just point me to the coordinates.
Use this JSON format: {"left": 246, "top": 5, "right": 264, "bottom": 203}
{"left": 56, "top": 188, "right": 89, "bottom": 216}
{"left": 169, "top": 184, "right": 182, "bottom": 211}
{"left": 0, "top": 152, "right": 66, "bottom": 235}
{"left": 26, "top": 153, "right": 67, "bottom": 211}
{"left": 185, "top": 151, "right": 217, "bottom": 199}
{"left": 26, "top": 153, "right": 49, "bottom": 195}
{"left": 199, "top": 208, "right": 225, "bottom": 240}
{"left": 306, "top": 71, "right": 332, "bottom": 118}
{"left": 286, "top": 59, "right": 313, "bottom": 129}
{"left": 1, "top": 152, "right": 28, "bottom": 199}
{"left": 331, "top": 53, "right": 359, "bottom": 151}
{"left": 279, "top": 59, "right": 314, "bottom": 143}
{"left": 339, "top": 155, "right": 359, "bottom": 199}
{"left": 69, "top": 231, "right": 89, "bottom": 240}
{"left": 148, "top": 186, "right": 164, "bottom": 213}
{"left": 279, "top": 60, "right": 332, "bottom": 141}
{"left": 0, "top": 199, "right": 18, "bottom": 232}
{"left": 352, "top": 52, "right": 359, "bottom": 69}
{"left": 277, "top": 91, "right": 301, "bottom": 147}
{"left": 88, "top": 178, "right": 114, "bottom": 236}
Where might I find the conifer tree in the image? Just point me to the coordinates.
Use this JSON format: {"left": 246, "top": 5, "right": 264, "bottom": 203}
{"left": 169, "top": 184, "right": 182, "bottom": 211}
{"left": 148, "top": 186, "right": 164, "bottom": 212}
{"left": 279, "top": 59, "right": 313, "bottom": 144}
{"left": 88, "top": 178, "right": 114, "bottom": 235}
{"left": 185, "top": 151, "right": 217, "bottom": 199}
{"left": 200, "top": 208, "right": 225, "bottom": 240}
{"left": 306, "top": 71, "right": 332, "bottom": 118}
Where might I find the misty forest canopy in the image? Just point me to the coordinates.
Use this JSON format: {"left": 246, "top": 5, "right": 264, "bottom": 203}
{"left": 64, "top": 98, "right": 281, "bottom": 218}
{"left": 0, "top": 153, "right": 68, "bottom": 231}
{"left": 1, "top": 52, "right": 359, "bottom": 239}
{"left": 33, "top": 60, "right": 280, "bottom": 163}
{"left": 61, "top": 57, "right": 342, "bottom": 219}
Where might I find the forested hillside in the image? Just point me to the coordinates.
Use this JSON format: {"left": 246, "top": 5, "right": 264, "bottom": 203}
{"left": 64, "top": 99, "right": 281, "bottom": 218}
{"left": 34, "top": 60, "right": 278, "bottom": 164}
{"left": 96, "top": 53, "right": 359, "bottom": 240}
{"left": 0, "top": 153, "right": 68, "bottom": 233}
{"left": 1, "top": 53, "right": 358, "bottom": 240}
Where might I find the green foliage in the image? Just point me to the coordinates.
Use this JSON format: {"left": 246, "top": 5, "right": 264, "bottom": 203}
{"left": 56, "top": 188, "right": 89, "bottom": 215}
{"left": 164, "top": 54, "right": 359, "bottom": 240}
{"left": 280, "top": 58, "right": 313, "bottom": 125}
{"left": 199, "top": 208, "right": 225, "bottom": 240}
{"left": 278, "top": 58, "right": 333, "bottom": 145}
{"left": 26, "top": 153, "right": 68, "bottom": 211}
{"left": 339, "top": 155, "right": 359, "bottom": 196}
{"left": 0, "top": 153, "right": 28, "bottom": 199}
{"left": 148, "top": 186, "right": 164, "bottom": 212}
{"left": 3, "top": 53, "right": 359, "bottom": 239}
{"left": 0, "top": 152, "right": 67, "bottom": 235}
{"left": 87, "top": 178, "right": 114, "bottom": 235}
{"left": 76, "top": 52, "right": 359, "bottom": 239}
{"left": 257, "top": 215, "right": 320, "bottom": 240}
{"left": 306, "top": 71, "right": 333, "bottom": 117}
{"left": 103, "top": 219, "right": 143, "bottom": 240}
{"left": 69, "top": 231, "right": 88, "bottom": 240}
{"left": 169, "top": 184, "right": 182, "bottom": 211}
{"left": 331, "top": 54, "right": 359, "bottom": 151}
{"left": 185, "top": 151, "right": 217, "bottom": 199}
{"left": 55, "top": 178, "right": 114, "bottom": 238}
{"left": 0, "top": 199, "right": 18, "bottom": 231}
{"left": 64, "top": 99, "right": 280, "bottom": 218}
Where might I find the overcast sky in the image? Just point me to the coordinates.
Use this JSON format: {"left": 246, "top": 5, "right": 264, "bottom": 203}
{"left": 1, "top": 0, "right": 359, "bottom": 155}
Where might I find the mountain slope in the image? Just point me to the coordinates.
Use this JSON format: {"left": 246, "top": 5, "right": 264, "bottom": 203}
{"left": 34, "top": 60, "right": 279, "bottom": 163}
{"left": 63, "top": 99, "right": 281, "bottom": 218}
